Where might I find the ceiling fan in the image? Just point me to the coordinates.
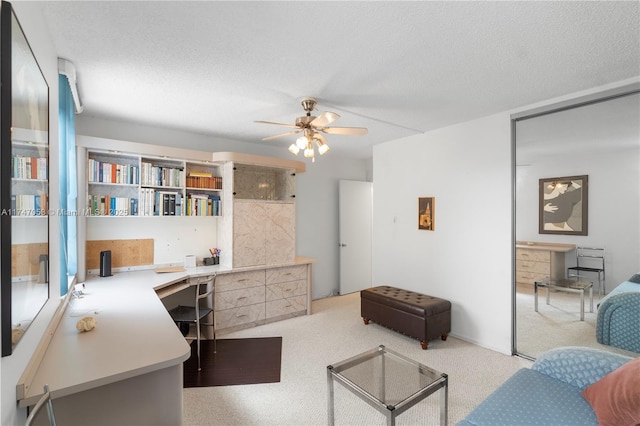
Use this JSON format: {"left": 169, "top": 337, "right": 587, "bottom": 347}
{"left": 255, "top": 97, "right": 368, "bottom": 162}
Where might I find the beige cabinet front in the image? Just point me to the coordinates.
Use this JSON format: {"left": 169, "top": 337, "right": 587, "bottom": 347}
{"left": 232, "top": 201, "right": 267, "bottom": 267}
{"left": 214, "top": 264, "right": 311, "bottom": 334}
{"left": 215, "top": 270, "right": 266, "bottom": 330}
{"left": 515, "top": 247, "right": 567, "bottom": 285}
{"left": 265, "top": 265, "right": 307, "bottom": 319}
{"left": 232, "top": 200, "right": 295, "bottom": 268}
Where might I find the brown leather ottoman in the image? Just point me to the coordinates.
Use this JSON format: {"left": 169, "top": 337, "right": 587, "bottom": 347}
{"left": 361, "top": 286, "right": 451, "bottom": 350}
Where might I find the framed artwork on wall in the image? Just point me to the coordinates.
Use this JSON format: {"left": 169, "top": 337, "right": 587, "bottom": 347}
{"left": 418, "top": 197, "right": 435, "bottom": 231}
{"left": 539, "top": 175, "right": 588, "bottom": 236}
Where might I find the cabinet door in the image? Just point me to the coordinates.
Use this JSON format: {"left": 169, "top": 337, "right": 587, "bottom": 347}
{"left": 233, "top": 201, "right": 266, "bottom": 267}
{"left": 265, "top": 203, "right": 295, "bottom": 265}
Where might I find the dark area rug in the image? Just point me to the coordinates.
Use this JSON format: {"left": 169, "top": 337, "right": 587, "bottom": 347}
{"left": 183, "top": 337, "right": 282, "bottom": 388}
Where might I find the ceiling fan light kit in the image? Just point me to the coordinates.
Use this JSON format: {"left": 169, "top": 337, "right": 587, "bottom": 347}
{"left": 256, "top": 97, "right": 367, "bottom": 163}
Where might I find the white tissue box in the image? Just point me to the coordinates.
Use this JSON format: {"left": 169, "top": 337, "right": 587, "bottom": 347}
{"left": 184, "top": 255, "right": 196, "bottom": 268}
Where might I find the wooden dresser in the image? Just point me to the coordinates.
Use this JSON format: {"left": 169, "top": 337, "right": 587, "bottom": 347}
{"left": 515, "top": 242, "right": 576, "bottom": 286}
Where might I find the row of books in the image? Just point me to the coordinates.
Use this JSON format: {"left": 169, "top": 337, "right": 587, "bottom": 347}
{"left": 186, "top": 175, "right": 222, "bottom": 190}
{"left": 139, "top": 188, "right": 175, "bottom": 216}
{"left": 88, "top": 159, "right": 140, "bottom": 185}
{"left": 12, "top": 156, "right": 48, "bottom": 180}
{"left": 11, "top": 193, "right": 48, "bottom": 216}
{"left": 139, "top": 189, "right": 221, "bottom": 216}
{"left": 186, "top": 193, "right": 221, "bottom": 216}
{"left": 87, "top": 189, "right": 222, "bottom": 217}
{"left": 141, "top": 162, "right": 184, "bottom": 188}
{"left": 88, "top": 195, "right": 138, "bottom": 216}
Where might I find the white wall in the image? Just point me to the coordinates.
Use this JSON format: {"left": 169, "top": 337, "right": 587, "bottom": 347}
{"left": 76, "top": 116, "right": 369, "bottom": 298}
{"left": 516, "top": 140, "right": 640, "bottom": 289}
{"left": 373, "top": 113, "right": 513, "bottom": 354}
{"left": 295, "top": 157, "right": 370, "bottom": 298}
{"left": 86, "top": 216, "right": 219, "bottom": 267}
{"left": 1, "top": 3, "right": 61, "bottom": 425}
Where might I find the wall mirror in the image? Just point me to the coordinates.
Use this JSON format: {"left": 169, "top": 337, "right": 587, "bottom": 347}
{"left": 1, "top": 1, "right": 50, "bottom": 356}
{"left": 514, "top": 90, "right": 640, "bottom": 359}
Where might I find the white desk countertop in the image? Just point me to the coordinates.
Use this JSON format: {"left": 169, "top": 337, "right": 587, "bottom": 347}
{"left": 19, "top": 258, "right": 315, "bottom": 407}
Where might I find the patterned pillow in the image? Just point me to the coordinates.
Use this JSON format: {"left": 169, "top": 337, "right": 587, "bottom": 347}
{"left": 628, "top": 273, "right": 640, "bottom": 283}
{"left": 581, "top": 357, "right": 640, "bottom": 426}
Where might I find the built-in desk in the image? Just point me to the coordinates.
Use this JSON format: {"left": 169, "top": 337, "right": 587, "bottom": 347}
{"left": 18, "top": 257, "right": 314, "bottom": 425}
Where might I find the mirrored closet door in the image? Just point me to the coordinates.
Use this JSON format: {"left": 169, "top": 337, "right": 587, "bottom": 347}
{"left": 514, "top": 91, "right": 640, "bottom": 359}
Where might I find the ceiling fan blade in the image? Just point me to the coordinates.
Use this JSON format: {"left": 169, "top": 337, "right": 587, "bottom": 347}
{"left": 310, "top": 112, "right": 340, "bottom": 128}
{"left": 254, "top": 120, "right": 299, "bottom": 129}
{"left": 262, "top": 130, "right": 301, "bottom": 141}
{"left": 321, "top": 126, "right": 368, "bottom": 136}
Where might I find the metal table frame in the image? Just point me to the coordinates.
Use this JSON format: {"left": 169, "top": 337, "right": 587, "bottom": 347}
{"left": 534, "top": 278, "right": 593, "bottom": 321}
{"left": 327, "top": 345, "right": 448, "bottom": 426}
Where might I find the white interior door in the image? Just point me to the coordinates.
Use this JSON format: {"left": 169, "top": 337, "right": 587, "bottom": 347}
{"left": 339, "top": 180, "right": 372, "bottom": 295}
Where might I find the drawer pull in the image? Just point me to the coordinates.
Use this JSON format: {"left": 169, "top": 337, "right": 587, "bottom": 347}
{"left": 284, "top": 304, "right": 292, "bottom": 308}
{"left": 285, "top": 288, "right": 292, "bottom": 292}
{"left": 237, "top": 296, "right": 247, "bottom": 300}
{"left": 283, "top": 272, "right": 292, "bottom": 276}
{"left": 236, "top": 314, "right": 247, "bottom": 318}
{"left": 238, "top": 278, "right": 248, "bottom": 282}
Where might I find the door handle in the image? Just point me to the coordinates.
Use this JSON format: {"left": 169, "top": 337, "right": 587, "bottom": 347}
{"left": 339, "top": 243, "right": 347, "bottom": 247}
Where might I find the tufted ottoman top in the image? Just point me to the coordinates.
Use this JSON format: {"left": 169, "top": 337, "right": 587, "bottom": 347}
{"left": 361, "top": 285, "right": 451, "bottom": 317}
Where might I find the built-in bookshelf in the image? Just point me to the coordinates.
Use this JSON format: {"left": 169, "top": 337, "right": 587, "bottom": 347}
{"left": 11, "top": 138, "right": 48, "bottom": 217}
{"left": 86, "top": 150, "right": 222, "bottom": 217}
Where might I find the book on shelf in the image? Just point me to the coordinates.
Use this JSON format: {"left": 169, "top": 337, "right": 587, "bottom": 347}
{"left": 175, "top": 193, "right": 182, "bottom": 216}
{"left": 169, "top": 193, "right": 176, "bottom": 216}
{"left": 188, "top": 171, "right": 212, "bottom": 178}
{"left": 130, "top": 198, "right": 138, "bottom": 216}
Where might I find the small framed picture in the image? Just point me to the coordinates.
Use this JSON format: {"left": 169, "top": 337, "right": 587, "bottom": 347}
{"left": 418, "top": 197, "right": 435, "bottom": 231}
{"left": 539, "top": 175, "right": 588, "bottom": 235}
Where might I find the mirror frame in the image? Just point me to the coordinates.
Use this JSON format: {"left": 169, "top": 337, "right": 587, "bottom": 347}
{"left": 1, "top": 0, "right": 50, "bottom": 356}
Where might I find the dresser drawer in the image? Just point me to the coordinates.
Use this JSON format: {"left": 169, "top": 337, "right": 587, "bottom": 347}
{"left": 516, "top": 271, "right": 549, "bottom": 285}
{"left": 516, "top": 249, "right": 550, "bottom": 263}
{"left": 516, "top": 259, "right": 550, "bottom": 275}
{"left": 266, "top": 265, "right": 307, "bottom": 285}
{"left": 265, "top": 295, "right": 307, "bottom": 319}
{"left": 216, "top": 286, "right": 265, "bottom": 311}
{"left": 215, "top": 304, "right": 265, "bottom": 330}
{"left": 266, "top": 279, "right": 306, "bottom": 302}
{"left": 216, "top": 270, "right": 265, "bottom": 292}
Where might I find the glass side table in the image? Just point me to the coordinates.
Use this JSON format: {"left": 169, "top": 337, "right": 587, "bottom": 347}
{"left": 327, "top": 345, "right": 448, "bottom": 426}
{"left": 535, "top": 278, "right": 594, "bottom": 321}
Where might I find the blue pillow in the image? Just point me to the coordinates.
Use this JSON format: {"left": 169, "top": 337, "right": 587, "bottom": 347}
{"left": 629, "top": 274, "right": 640, "bottom": 284}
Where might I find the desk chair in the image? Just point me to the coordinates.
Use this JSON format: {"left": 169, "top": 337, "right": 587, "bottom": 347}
{"left": 168, "top": 274, "right": 216, "bottom": 371}
{"left": 567, "top": 247, "right": 605, "bottom": 295}
{"left": 25, "top": 385, "right": 56, "bottom": 426}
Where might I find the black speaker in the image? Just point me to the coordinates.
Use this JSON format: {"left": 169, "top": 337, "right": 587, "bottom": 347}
{"left": 100, "top": 250, "right": 112, "bottom": 277}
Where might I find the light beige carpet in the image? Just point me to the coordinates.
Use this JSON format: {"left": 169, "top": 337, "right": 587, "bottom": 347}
{"left": 515, "top": 283, "right": 636, "bottom": 359}
{"left": 183, "top": 292, "right": 532, "bottom": 425}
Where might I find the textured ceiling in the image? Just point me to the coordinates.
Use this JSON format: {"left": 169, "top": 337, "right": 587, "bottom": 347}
{"left": 37, "top": 1, "right": 640, "bottom": 160}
